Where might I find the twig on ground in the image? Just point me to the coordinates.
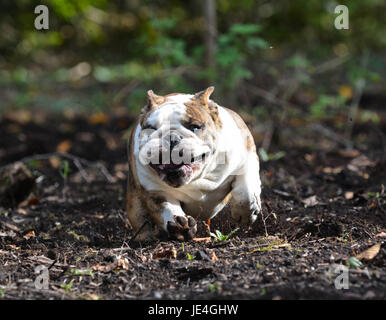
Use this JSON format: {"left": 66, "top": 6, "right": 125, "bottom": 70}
{"left": 192, "top": 237, "right": 211, "bottom": 243}
{"left": 246, "top": 84, "right": 296, "bottom": 110}
{"left": 311, "top": 55, "right": 350, "bottom": 74}
{"left": 0, "top": 152, "right": 115, "bottom": 183}
{"left": 309, "top": 123, "right": 354, "bottom": 149}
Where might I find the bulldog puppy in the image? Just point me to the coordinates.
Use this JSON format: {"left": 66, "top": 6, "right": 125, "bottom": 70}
{"left": 126, "top": 86, "right": 261, "bottom": 241}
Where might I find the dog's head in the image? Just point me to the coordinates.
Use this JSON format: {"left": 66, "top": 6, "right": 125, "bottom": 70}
{"left": 136, "top": 87, "right": 221, "bottom": 188}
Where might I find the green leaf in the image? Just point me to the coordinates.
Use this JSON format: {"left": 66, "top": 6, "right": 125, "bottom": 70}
{"left": 209, "top": 232, "right": 217, "bottom": 239}
{"left": 247, "top": 37, "right": 269, "bottom": 50}
{"left": 286, "top": 55, "right": 310, "bottom": 69}
{"left": 258, "top": 148, "right": 269, "bottom": 162}
{"left": 224, "top": 228, "right": 240, "bottom": 240}
{"left": 348, "top": 257, "right": 364, "bottom": 268}
{"left": 186, "top": 253, "right": 196, "bottom": 260}
{"left": 230, "top": 24, "right": 262, "bottom": 35}
{"left": 59, "top": 160, "right": 70, "bottom": 180}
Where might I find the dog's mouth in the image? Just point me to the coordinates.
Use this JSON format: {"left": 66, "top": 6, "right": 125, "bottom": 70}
{"left": 149, "top": 152, "right": 208, "bottom": 187}
{"left": 150, "top": 152, "right": 208, "bottom": 173}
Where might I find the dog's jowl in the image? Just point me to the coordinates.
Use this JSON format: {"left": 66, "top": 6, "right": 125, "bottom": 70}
{"left": 126, "top": 87, "right": 261, "bottom": 241}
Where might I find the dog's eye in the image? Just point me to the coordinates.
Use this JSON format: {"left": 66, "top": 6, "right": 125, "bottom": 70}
{"left": 188, "top": 124, "right": 203, "bottom": 132}
{"left": 142, "top": 124, "right": 156, "bottom": 131}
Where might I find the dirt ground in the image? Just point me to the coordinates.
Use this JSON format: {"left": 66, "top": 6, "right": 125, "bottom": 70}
{"left": 0, "top": 108, "right": 385, "bottom": 300}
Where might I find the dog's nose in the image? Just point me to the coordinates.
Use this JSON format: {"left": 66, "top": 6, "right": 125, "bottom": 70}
{"left": 168, "top": 132, "right": 182, "bottom": 149}
{"left": 170, "top": 137, "right": 180, "bottom": 149}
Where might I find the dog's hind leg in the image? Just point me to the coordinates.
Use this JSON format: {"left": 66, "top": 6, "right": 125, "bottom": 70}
{"left": 230, "top": 152, "right": 262, "bottom": 225}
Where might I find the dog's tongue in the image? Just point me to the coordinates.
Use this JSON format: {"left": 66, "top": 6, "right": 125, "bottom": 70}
{"left": 157, "top": 163, "right": 180, "bottom": 170}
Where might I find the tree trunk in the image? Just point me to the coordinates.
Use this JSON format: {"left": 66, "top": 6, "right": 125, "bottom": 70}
{"left": 204, "top": 0, "right": 217, "bottom": 71}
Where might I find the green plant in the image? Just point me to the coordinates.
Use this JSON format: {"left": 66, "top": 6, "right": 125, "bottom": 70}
{"left": 210, "top": 228, "right": 239, "bottom": 242}
{"left": 310, "top": 94, "right": 346, "bottom": 119}
{"left": 69, "top": 268, "right": 94, "bottom": 276}
{"left": 186, "top": 253, "right": 196, "bottom": 260}
{"left": 258, "top": 148, "right": 286, "bottom": 162}
{"left": 59, "top": 160, "right": 70, "bottom": 181}
{"left": 215, "top": 23, "right": 268, "bottom": 89}
{"left": 209, "top": 282, "right": 221, "bottom": 293}
{"left": 348, "top": 257, "right": 364, "bottom": 269}
{"left": 60, "top": 280, "right": 74, "bottom": 292}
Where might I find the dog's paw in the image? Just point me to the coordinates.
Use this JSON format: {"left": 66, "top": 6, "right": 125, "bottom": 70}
{"left": 167, "top": 215, "right": 197, "bottom": 241}
{"left": 231, "top": 200, "right": 261, "bottom": 225}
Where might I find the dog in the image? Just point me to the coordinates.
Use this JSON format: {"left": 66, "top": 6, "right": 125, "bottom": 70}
{"left": 126, "top": 86, "right": 261, "bottom": 241}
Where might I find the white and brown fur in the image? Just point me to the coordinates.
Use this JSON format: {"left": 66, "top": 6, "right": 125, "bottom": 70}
{"left": 126, "top": 87, "right": 261, "bottom": 241}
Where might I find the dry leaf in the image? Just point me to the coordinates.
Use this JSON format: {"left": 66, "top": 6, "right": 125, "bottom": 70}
{"left": 89, "top": 112, "right": 109, "bottom": 125}
{"left": 338, "top": 85, "right": 353, "bottom": 100}
{"left": 134, "top": 251, "right": 148, "bottom": 263}
{"left": 49, "top": 156, "right": 61, "bottom": 169}
{"left": 76, "top": 132, "right": 94, "bottom": 142}
{"left": 4, "top": 110, "right": 32, "bottom": 124}
{"left": 92, "top": 257, "right": 129, "bottom": 273}
{"left": 117, "top": 257, "right": 129, "bottom": 270}
{"left": 375, "top": 232, "right": 386, "bottom": 238}
{"left": 349, "top": 155, "right": 376, "bottom": 168}
{"left": 56, "top": 140, "right": 72, "bottom": 153}
{"left": 7, "top": 244, "right": 20, "bottom": 250}
{"left": 302, "top": 195, "right": 318, "bottom": 207}
{"left": 210, "top": 251, "right": 219, "bottom": 262}
{"left": 356, "top": 243, "right": 381, "bottom": 261}
{"left": 114, "top": 163, "right": 128, "bottom": 171}
{"left": 85, "top": 293, "right": 101, "bottom": 300}
{"left": 18, "top": 194, "right": 42, "bottom": 208}
{"left": 17, "top": 208, "right": 28, "bottom": 215}
{"left": 338, "top": 149, "right": 359, "bottom": 158}
{"left": 63, "top": 109, "right": 75, "bottom": 120}
{"left": 193, "top": 237, "right": 211, "bottom": 243}
{"left": 115, "top": 171, "right": 126, "bottom": 180}
{"left": 344, "top": 191, "right": 354, "bottom": 200}
{"left": 304, "top": 153, "right": 316, "bottom": 163}
{"left": 323, "top": 167, "right": 343, "bottom": 174}
{"left": 100, "top": 130, "right": 118, "bottom": 150}
{"left": 1, "top": 221, "right": 21, "bottom": 232}
{"left": 92, "top": 263, "right": 116, "bottom": 273}
{"left": 23, "top": 230, "right": 36, "bottom": 240}
{"left": 153, "top": 247, "right": 177, "bottom": 260}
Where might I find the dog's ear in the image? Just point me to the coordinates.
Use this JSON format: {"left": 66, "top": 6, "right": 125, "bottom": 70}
{"left": 190, "top": 86, "right": 221, "bottom": 128}
{"left": 141, "top": 90, "right": 165, "bottom": 116}
{"left": 147, "top": 90, "right": 165, "bottom": 108}
{"left": 193, "top": 86, "right": 215, "bottom": 104}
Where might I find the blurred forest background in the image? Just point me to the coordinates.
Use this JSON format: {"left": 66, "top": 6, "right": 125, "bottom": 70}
{"left": 0, "top": 1, "right": 386, "bottom": 301}
{"left": 0, "top": 0, "right": 385, "bottom": 154}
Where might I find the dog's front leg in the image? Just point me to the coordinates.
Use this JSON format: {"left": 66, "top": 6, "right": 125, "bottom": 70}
{"left": 147, "top": 196, "right": 197, "bottom": 241}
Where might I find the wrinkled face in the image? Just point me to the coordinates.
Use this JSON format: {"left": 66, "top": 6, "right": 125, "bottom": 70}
{"left": 137, "top": 94, "right": 217, "bottom": 188}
